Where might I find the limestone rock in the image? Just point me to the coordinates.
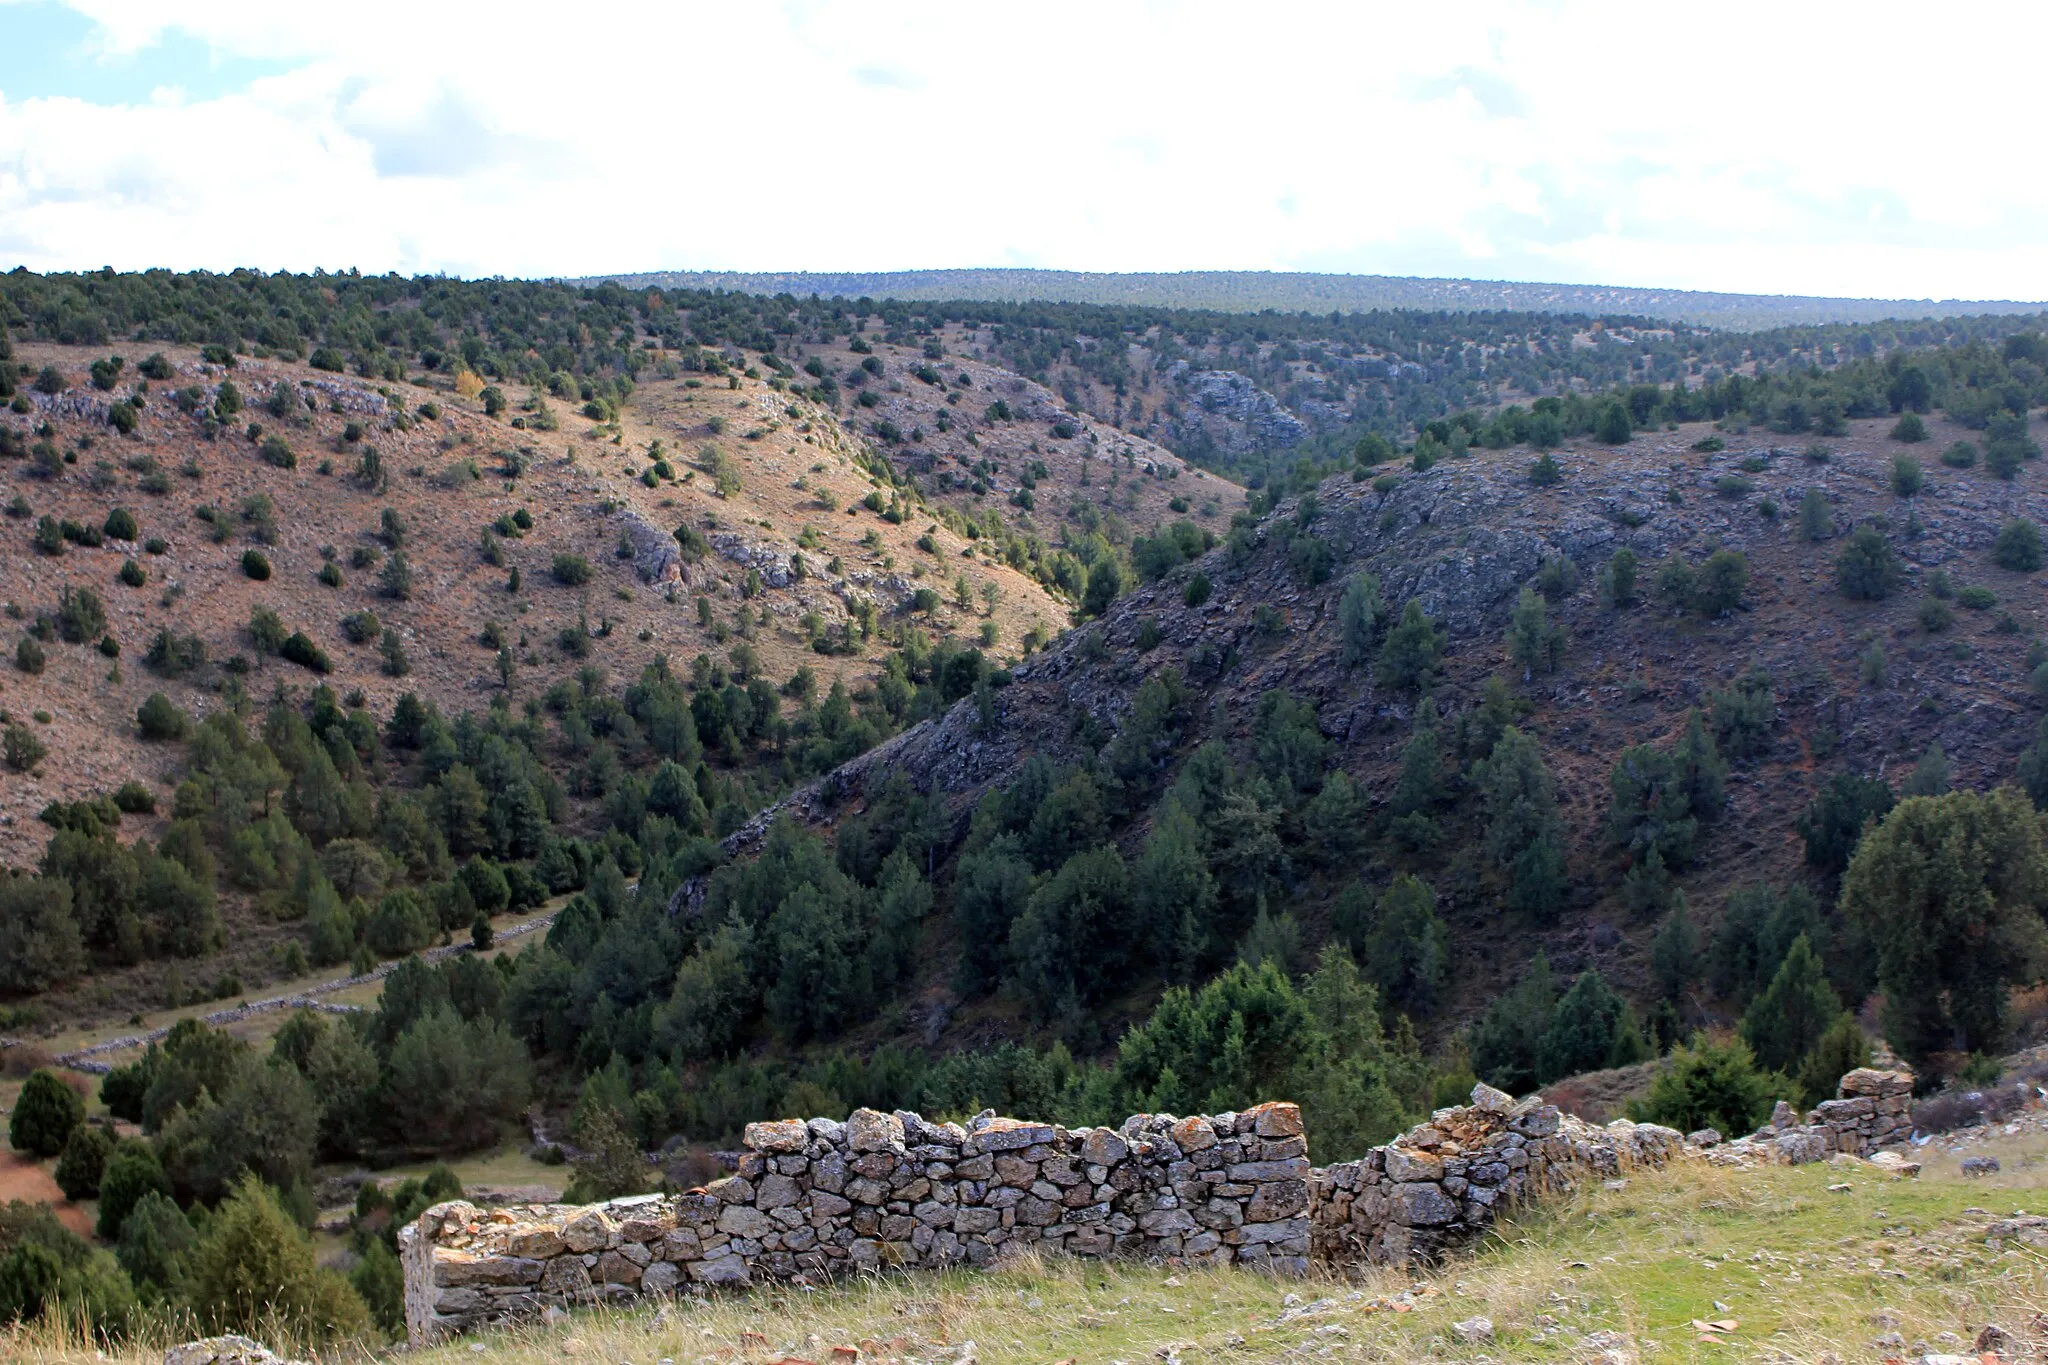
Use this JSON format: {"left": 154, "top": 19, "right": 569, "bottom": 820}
{"left": 164, "top": 1340, "right": 308, "bottom": 1365}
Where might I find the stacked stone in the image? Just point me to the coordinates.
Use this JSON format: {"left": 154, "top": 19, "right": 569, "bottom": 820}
{"left": 1808, "top": 1068, "right": 1915, "bottom": 1153}
{"left": 402, "top": 1101, "right": 1312, "bottom": 1345}
{"left": 1309, "top": 1084, "right": 1685, "bottom": 1265}
{"left": 1701, "top": 1067, "right": 1917, "bottom": 1166}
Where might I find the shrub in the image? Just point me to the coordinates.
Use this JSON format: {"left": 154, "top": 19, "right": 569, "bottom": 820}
{"left": 1529, "top": 452, "right": 1562, "bottom": 486}
{"left": 1835, "top": 525, "right": 1900, "bottom": 600}
{"left": 185, "top": 1176, "right": 371, "bottom": 1342}
{"left": 317, "top": 562, "right": 344, "bottom": 588}
{"left": 54, "top": 586, "right": 106, "bottom": 644}
{"left": 113, "top": 781, "right": 155, "bottom": 813}
{"left": 259, "top": 435, "right": 296, "bottom": 469}
{"left": 15, "top": 637, "right": 44, "bottom": 674}
{"left": 1994, "top": 519, "right": 2044, "bottom": 572}
{"left": 103, "top": 507, "right": 138, "bottom": 541}
{"left": 241, "top": 549, "right": 272, "bottom": 580}
{"left": 137, "top": 692, "right": 190, "bottom": 741}
{"left": 54, "top": 1123, "right": 112, "bottom": 1200}
{"left": 379, "top": 551, "right": 413, "bottom": 600}
{"left": 1942, "top": 440, "right": 1978, "bottom": 468}
{"left": 3, "top": 723, "right": 47, "bottom": 774}
{"left": 549, "top": 553, "right": 595, "bottom": 587}
{"left": 1629, "top": 1033, "right": 1781, "bottom": 1136}
{"left": 32, "top": 515, "right": 63, "bottom": 555}
{"left": 9, "top": 1069, "right": 84, "bottom": 1157}
{"left": 340, "top": 610, "right": 382, "bottom": 645}
{"left": 1889, "top": 454, "right": 1923, "bottom": 496}
{"left": 1957, "top": 584, "right": 1997, "bottom": 610}
{"left": 117, "top": 558, "right": 146, "bottom": 587}
{"left": 279, "top": 632, "right": 332, "bottom": 674}
{"left": 1890, "top": 413, "right": 1927, "bottom": 443}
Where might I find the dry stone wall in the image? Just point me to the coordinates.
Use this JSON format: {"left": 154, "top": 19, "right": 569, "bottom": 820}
{"left": 401, "top": 1071, "right": 1921, "bottom": 1346}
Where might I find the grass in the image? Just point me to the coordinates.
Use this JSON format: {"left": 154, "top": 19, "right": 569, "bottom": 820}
{"left": 8, "top": 1135, "right": 2045, "bottom": 1364}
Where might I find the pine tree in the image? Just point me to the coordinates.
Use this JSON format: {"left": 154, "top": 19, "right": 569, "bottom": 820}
{"left": 1361, "top": 874, "right": 1448, "bottom": 1016}
{"left": 1469, "top": 954, "right": 1556, "bottom": 1094}
{"left": 1540, "top": 970, "right": 1628, "bottom": 1080}
{"left": 1479, "top": 727, "right": 1566, "bottom": 920}
{"left": 1738, "top": 935, "right": 1841, "bottom": 1072}
{"left": 1650, "top": 895, "right": 1702, "bottom": 1000}
{"left": 1794, "top": 1013, "right": 1871, "bottom": 1108}
{"left": 1337, "top": 573, "right": 1386, "bottom": 665}
{"left": 1505, "top": 586, "right": 1564, "bottom": 676}
{"left": 1376, "top": 599, "right": 1444, "bottom": 692}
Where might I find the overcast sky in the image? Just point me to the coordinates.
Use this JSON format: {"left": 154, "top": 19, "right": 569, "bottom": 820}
{"left": 2, "top": 0, "right": 2042, "bottom": 301}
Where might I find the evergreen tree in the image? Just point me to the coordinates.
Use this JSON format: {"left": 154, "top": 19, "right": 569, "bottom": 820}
{"left": 1505, "top": 586, "right": 1564, "bottom": 676}
{"left": 1469, "top": 954, "right": 1556, "bottom": 1094}
{"left": 1336, "top": 573, "right": 1387, "bottom": 666}
{"left": 9, "top": 1069, "right": 83, "bottom": 1157}
{"left": 1649, "top": 895, "right": 1702, "bottom": 1001}
{"left": 1133, "top": 801, "right": 1215, "bottom": 980}
{"left": 1796, "top": 772, "right": 1895, "bottom": 875}
{"left": 868, "top": 851, "right": 931, "bottom": 991}
{"left": 1009, "top": 846, "right": 1133, "bottom": 1021}
{"left": 185, "top": 1176, "right": 370, "bottom": 1342}
{"left": 1794, "top": 1013, "right": 1871, "bottom": 1108}
{"left": 1738, "top": 935, "right": 1840, "bottom": 1072}
{"left": 1376, "top": 599, "right": 1444, "bottom": 692}
{"left": 1540, "top": 970, "right": 1628, "bottom": 1080}
{"left": 1902, "top": 742, "right": 1952, "bottom": 797}
{"left": 1361, "top": 874, "right": 1448, "bottom": 1016}
{"left": 1841, "top": 788, "right": 2048, "bottom": 1061}
{"left": 1631, "top": 1033, "right": 1780, "bottom": 1136}
{"left": 1479, "top": 727, "right": 1566, "bottom": 920}
{"left": 1835, "top": 525, "right": 1901, "bottom": 600}
{"left": 951, "top": 833, "right": 1033, "bottom": 995}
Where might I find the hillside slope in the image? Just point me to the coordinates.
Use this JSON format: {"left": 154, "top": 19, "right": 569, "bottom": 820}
{"left": 707, "top": 407, "right": 2048, "bottom": 1037}
{"left": 0, "top": 340, "right": 1083, "bottom": 1015}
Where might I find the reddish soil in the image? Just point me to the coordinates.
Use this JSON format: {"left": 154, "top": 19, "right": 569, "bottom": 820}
{"left": 0, "top": 1147, "right": 92, "bottom": 1237}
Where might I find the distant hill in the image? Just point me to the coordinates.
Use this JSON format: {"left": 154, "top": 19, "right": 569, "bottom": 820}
{"left": 578, "top": 268, "right": 2048, "bottom": 331}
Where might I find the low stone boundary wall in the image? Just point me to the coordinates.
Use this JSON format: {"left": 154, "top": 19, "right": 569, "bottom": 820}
{"left": 400, "top": 1069, "right": 1919, "bottom": 1345}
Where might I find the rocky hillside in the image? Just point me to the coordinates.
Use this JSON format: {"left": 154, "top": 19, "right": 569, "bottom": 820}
{"left": 712, "top": 407, "right": 2048, "bottom": 1031}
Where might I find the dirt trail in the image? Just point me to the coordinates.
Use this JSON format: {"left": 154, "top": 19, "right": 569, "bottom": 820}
{"left": 1, "top": 906, "right": 561, "bottom": 1074}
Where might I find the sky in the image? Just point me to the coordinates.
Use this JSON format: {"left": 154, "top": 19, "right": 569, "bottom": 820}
{"left": 1, "top": 0, "right": 2043, "bottom": 301}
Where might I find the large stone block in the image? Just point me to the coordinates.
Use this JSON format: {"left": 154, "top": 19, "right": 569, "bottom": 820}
{"left": 1226, "top": 1158, "right": 1310, "bottom": 1182}
{"left": 847, "top": 1108, "right": 906, "bottom": 1152}
{"left": 968, "top": 1117, "right": 1058, "bottom": 1153}
{"left": 1246, "top": 1102, "right": 1304, "bottom": 1138}
{"left": 1391, "top": 1182, "right": 1459, "bottom": 1227}
{"left": 1247, "top": 1181, "right": 1308, "bottom": 1221}
{"left": 1381, "top": 1147, "right": 1443, "bottom": 1183}
{"left": 745, "top": 1119, "right": 809, "bottom": 1154}
{"left": 690, "top": 1254, "right": 750, "bottom": 1285}
{"left": 559, "top": 1208, "right": 616, "bottom": 1254}
{"left": 1837, "top": 1068, "right": 1914, "bottom": 1100}
{"left": 1080, "top": 1128, "right": 1129, "bottom": 1166}
{"left": 434, "top": 1251, "right": 544, "bottom": 1288}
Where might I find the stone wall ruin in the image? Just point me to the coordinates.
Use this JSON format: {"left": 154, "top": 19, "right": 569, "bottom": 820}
{"left": 402, "top": 1069, "right": 1919, "bottom": 1346}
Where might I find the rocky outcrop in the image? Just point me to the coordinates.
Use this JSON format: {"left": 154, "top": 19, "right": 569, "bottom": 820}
{"left": 1161, "top": 366, "right": 1307, "bottom": 456}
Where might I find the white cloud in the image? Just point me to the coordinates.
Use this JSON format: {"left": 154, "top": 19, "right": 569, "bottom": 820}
{"left": 1, "top": 0, "right": 2044, "bottom": 299}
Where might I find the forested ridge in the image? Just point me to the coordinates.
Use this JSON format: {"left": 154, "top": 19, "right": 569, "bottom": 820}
{"left": 2, "top": 273, "right": 2048, "bottom": 1347}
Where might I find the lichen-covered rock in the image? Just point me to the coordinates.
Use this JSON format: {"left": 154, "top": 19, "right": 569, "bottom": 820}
{"left": 163, "top": 1339, "right": 308, "bottom": 1365}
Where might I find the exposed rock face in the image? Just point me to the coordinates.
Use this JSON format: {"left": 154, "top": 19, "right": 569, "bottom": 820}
{"left": 612, "top": 507, "right": 686, "bottom": 586}
{"left": 1160, "top": 366, "right": 1308, "bottom": 457}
